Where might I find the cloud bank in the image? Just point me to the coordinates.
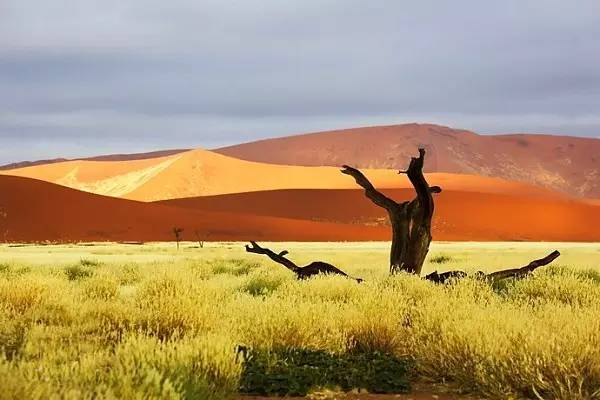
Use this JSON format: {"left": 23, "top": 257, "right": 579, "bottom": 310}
{"left": 0, "top": 0, "right": 599, "bottom": 162}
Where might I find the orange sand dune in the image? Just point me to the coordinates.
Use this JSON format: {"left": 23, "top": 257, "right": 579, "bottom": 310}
{"left": 0, "top": 148, "right": 559, "bottom": 202}
{"left": 160, "top": 189, "right": 600, "bottom": 242}
{"left": 0, "top": 176, "right": 389, "bottom": 242}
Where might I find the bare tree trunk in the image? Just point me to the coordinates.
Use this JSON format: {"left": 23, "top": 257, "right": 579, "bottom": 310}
{"left": 342, "top": 148, "right": 440, "bottom": 275}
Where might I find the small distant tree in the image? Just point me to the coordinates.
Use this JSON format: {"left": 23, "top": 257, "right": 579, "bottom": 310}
{"left": 172, "top": 227, "right": 183, "bottom": 250}
{"left": 194, "top": 230, "right": 211, "bottom": 248}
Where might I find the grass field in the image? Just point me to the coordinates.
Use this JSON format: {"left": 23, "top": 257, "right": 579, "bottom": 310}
{"left": 0, "top": 241, "right": 599, "bottom": 399}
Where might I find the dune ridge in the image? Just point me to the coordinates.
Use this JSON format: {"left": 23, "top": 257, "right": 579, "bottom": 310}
{"left": 0, "top": 148, "right": 566, "bottom": 202}
{"left": 216, "top": 123, "right": 600, "bottom": 198}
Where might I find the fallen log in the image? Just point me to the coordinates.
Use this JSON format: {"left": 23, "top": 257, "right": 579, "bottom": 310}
{"left": 245, "top": 241, "right": 363, "bottom": 282}
{"left": 425, "top": 250, "right": 561, "bottom": 284}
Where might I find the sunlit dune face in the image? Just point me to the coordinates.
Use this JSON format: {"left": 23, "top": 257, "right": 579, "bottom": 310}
{"left": 0, "top": 148, "right": 562, "bottom": 202}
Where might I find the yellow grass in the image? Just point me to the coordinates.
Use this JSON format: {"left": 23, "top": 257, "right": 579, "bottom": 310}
{"left": 0, "top": 241, "right": 599, "bottom": 399}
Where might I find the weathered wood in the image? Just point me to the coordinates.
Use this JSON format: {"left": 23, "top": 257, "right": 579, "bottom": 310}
{"left": 342, "top": 148, "right": 440, "bottom": 275}
{"left": 486, "top": 250, "right": 561, "bottom": 280}
{"left": 425, "top": 250, "right": 561, "bottom": 284}
{"left": 245, "top": 241, "right": 363, "bottom": 282}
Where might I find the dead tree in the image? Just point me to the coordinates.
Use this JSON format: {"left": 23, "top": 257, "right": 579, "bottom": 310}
{"left": 172, "top": 227, "right": 183, "bottom": 250}
{"left": 245, "top": 241, "right": 363, "bottom": 282}
{"left": 194, "top": 229, "right": 211, "bottom": 248}
{"left": 425, "top": 250, "right": 561, "bottom": 284}
{"left": 342, "top": 148, "right": 441, "bottom": 275}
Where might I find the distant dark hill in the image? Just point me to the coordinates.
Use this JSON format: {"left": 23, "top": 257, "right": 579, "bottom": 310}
{"left": 0, "top": 149, "right": 189, "bottom": 171}
{"left": 215, "top": 123, "right": 600, "bottom": 198}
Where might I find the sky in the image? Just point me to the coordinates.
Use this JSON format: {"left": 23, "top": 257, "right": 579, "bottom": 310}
{"left": 1, "top": 0, "right": 599, "bottom": 163}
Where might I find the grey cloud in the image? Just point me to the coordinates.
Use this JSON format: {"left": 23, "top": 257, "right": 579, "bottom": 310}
{"left": 0, "top": 0, "right": 599, "bottom": 163}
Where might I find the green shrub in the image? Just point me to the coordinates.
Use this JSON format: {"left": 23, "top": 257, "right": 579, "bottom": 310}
{"left": 242, "top": 272, "right": 285, "bottom": 296}
{"left": 429, "top": 254, "right": 453, "bottom": 264}
{"left": 0, "top": 264, "right": 10, "bottom": 274}
{"left": 0, "top": 317, "right": 28, "bottom": 361}
{"left": 239, "top": 347, "right": 411, "bottom": 396}
{"left": 211, "top": 259, "right": 260, "bottom": 276}
{"left": 80, "top": 258, "right": 102, "bottom": 268}
{"left": 64, "top": 264, "right": 93, "bottom": 281}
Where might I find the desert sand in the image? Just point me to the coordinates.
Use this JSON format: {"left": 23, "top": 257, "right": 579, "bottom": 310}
{"left": 160, "top": 188, "right": 600, "bottom": 242}
{"left": 2, "top": 175, "right": 598, "bottom": 242}
{"left": 0, "top": 148, "right": 562, "bottom": 201}
{"left": 0, "top": 175, "right": 388, "bottom": 242}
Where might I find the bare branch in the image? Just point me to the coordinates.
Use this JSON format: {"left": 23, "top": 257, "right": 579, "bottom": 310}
{"left": 487, "top": 250, "right": 561, "bottom": 280}
{"left": 340, "top": 165, "right": 398, "bottom": 211}
{"left": 245, "top": 241, "right": 300, "bottom": 273}
{"left": 425, "top": 250, "right": 561, "bottom": 284}
{"left": 245, "top": 242, "right": 362, "bottom": 282}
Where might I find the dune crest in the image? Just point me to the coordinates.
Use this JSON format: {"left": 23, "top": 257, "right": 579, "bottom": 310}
{"left": 0, "top": 147, "right": 563, "bottom": 202}
{"left": 55, "top": 156, "right": 181, "bottom": 197}
{"left": 215, "top": 123, "right": 600, "bottom": 198}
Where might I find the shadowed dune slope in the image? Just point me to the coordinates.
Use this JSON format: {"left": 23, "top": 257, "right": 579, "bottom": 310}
{"left": 215, "top": 123, "right": 600, "bottom": 198}
{"left": 159, "top": 188, "right": 600, "bottom": 242}
{"left": 0, "top": 148, "right": 560, "bottom": 201}
{"left": 0, "top": 176, "right": 389, "bottom": 242}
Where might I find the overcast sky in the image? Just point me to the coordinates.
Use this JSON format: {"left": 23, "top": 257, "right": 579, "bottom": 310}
{"left": 1, "top": 0, "right": 599, "bottom": 163}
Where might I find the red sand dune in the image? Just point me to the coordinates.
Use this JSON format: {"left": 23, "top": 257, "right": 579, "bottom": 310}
{"left": 160, "top": 189, "right": 600, "bottom": 242}
{"left": 0, "top": 148, "right": 561, "bottom": 202}
{"left": 1, "top": 175, "right": 598, "bottom": 242}
{"left": 0, "top": 176, "right": 388, "bottom": 242}
{"left": 216, "top": 123, "right": 600, "bottom": 199}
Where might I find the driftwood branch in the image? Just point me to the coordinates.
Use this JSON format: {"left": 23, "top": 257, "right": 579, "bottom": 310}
{"left": 245, "top": 242, "right": 362, "bottom": 282}
{"left": 425, "top": 250, "right": 561, "bottom": 284}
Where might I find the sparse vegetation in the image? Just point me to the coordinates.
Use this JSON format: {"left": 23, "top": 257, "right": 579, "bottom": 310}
{"left": 195, "top": 229, "right": 210, "bottom": 248}
{"left": 64, "top": 263, "right": 94, "bottom": 281}
{"left": 173, "top": 227, "right": 184, "bottom": 250}
{"left": 0, "top": 242, "right": 598, "bottom": 399}
{"left": 429, "top": 254, "right": 453, "bottom": 264}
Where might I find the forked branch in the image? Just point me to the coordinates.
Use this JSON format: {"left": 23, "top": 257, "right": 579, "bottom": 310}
{"left": 399, "top": 148, "right": 436, "bottom": 220}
